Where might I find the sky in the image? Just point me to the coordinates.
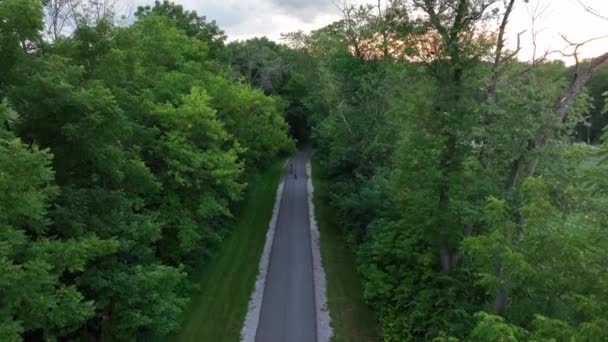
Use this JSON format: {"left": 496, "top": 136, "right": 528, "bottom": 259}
{"left": 123, "top": 0, "right": 608, "bottom": 64}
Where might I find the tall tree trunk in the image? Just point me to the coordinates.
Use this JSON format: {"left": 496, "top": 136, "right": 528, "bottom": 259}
{"left": 492, "top": 259, "right": 507, "bottom": 315}
{"left": 437, "top": 133, "right": 457, "bottom": 272}
{"left": 488, "top": 0, "right": 516, "bottom": 98}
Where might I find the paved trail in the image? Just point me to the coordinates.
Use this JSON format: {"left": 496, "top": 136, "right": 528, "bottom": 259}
{"left": 254, "top": 151, "right": 317, "bottom": 342}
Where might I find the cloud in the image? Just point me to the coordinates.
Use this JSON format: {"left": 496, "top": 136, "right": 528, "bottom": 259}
{"left": 228, "top": 11, "right": 340, "bottom": 41}
{"left": 126, "top": 0, "right": 608, "bottom": 61}
{"left": 267, "top": 0, "right": 337, "bottom": 22}
{"left": 137, "top": 0, "right": 342, "bottom": 41}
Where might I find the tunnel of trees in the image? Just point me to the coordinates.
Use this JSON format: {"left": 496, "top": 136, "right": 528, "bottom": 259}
{"left": 1, "top": 0, "right": 608, "bottom": 340}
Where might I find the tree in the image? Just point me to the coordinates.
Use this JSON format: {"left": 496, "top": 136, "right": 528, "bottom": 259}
{"left": 304, "top": 0, "right": 608, "bottom": 339}
{"left": 135, "top": 0, "right": 227, "bottom": 59}
{"left": 1, "top": 1, "right": 294, "bottom": 339}
{"left": 228, "top": 38, "right": 288, "bottom": 94}
{"left": 574, "top": 63, "right": 608, "bottom": 143}
{"left": 149, "top": 87, "right": 245, "bottom": 263}
{"left": 0, "top": 102, "right": 117, "bottom": 341}
{"left": 0, "top": 0, "right": 43, "bottom": 91}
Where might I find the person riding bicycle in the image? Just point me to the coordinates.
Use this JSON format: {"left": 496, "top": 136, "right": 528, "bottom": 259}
{"left": 289, "top": 162, "right": 297, "bottom": 179}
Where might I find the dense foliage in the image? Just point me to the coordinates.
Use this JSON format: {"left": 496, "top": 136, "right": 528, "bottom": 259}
{"left": 287, "top": 0, "right": 608, "bottom": 340}
{"left": 0, "top": 0, "right": 293, "bottom": 340}
{"left": 2, "top": 0, "right": 608, "bottom": 341}
{"left": 227, "top": 37, "right": 316, "bottom": 143}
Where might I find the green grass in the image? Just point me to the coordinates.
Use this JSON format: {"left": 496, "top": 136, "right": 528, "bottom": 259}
{"left": 172, "top": 160, "right": 284, "bottom": 342}
{"left": 312, "top": 158, "right": 381, "bottom": 342}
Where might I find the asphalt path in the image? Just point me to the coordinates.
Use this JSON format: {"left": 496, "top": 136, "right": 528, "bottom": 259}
{"left": 255, "top": 151, "right": 317, "bottom": 342}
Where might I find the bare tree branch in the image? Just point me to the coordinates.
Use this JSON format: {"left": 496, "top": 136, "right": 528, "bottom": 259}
{"left": 576, "top": 0, "right": 608, "bottom": 20}
{"left": 557, "top": 34, "right": 608, "bottom": 67}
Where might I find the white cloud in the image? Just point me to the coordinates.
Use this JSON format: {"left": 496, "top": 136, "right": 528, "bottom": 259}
{"left": 126, "top": 0, "right": 607, "bottom": 62}
{"left": 129, "top": 0, "right": 343, "bottom": 41}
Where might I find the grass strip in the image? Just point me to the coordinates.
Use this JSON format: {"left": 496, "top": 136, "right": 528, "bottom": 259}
{"left": 173, "top": 160, "right": 284, "bottom": 342}
{"left": 312, "top": 158, "right": 380, "bottom": 342}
